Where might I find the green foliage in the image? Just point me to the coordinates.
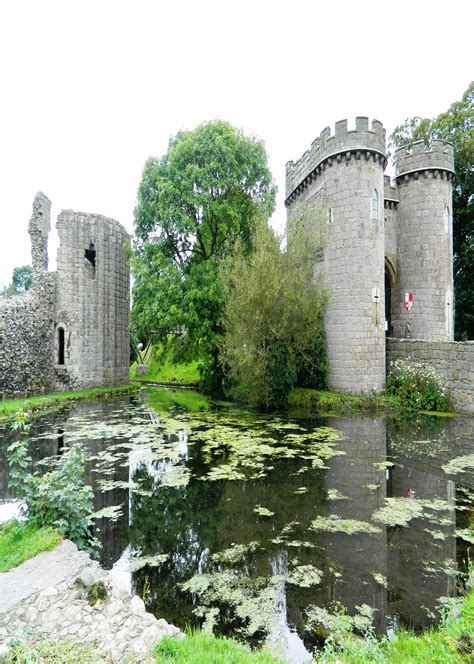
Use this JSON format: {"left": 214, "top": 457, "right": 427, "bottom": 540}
{"left": 314, "top": 590, "right": 474, "bottom": 663}
{"left": 5, "top": 264, "right": 33, "bottom": 296}
{"left": 2, "top": 639, "right": 100, "bottom": 663}
{"left": 131, "top": 119, "right": 276, "bottom": 394}
{"left": 220, "top": 213, "right": 327, "bottom": 410}
{"left": 386, "top": 359, "right": 449, "bottom": 412}
{"left": 130, "top": 342, "right": 200, "bottom": 385}
{"left": 7, "top": 412, "right": 100, "bottom": 556}
{"left": 0, "top": 520, "right": 62, "bottom": 572}
{"left": 296, "top": 328, "right": 328, "bottom": 390}
{"left": 0, "top": 383, "right": 140, "bottom": 422}
{"left": 390, "top": 83, "right": 474, "bottom": 340}
{"left": 155, "top": 629, "right": 283, "bottom": 663}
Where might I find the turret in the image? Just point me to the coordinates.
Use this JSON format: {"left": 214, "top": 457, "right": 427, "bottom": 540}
{"left": 392, "top": 140, "right": 454, "bottom": 340}
{"left": 286, "top": 118, "right": 387, "bottom": 394}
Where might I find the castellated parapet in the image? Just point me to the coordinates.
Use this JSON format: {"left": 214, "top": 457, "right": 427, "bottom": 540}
{"left": 286, "top": 118, "right": 455, "bottom": 396}
{"left": 286, "top": 117, "right": 386, "bottom": 202}
{"left": 394, "top": 140, "right": 454, "bottom": 178}
{"left": 0, "top": 194, "right": 130, "bottom": 396}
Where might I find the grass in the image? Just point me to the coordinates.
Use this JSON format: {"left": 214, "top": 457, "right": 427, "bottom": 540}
{"left": 288, "top": 387, "right": 399, "bottom": 415}
{"left": 131, "top": 349, "right": 200, "bottom": 386}
{"left": 155, "top": 630, "right": 284, "bottom": 664}
{"left": 1, "top": 639, "right": 99, "bottom": 663}
{"left": 314, "top": 589, "right": 474, "bottom": 663}
{"left": 0, "top": 383, "right": 140, "bottom": 422}
{"left": 0, "top": 520, "right": 62, "bottom": 572}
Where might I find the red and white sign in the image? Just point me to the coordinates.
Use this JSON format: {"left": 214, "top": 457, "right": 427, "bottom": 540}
{"left": 404, "top": 292, "right": 413, "bottom": 312}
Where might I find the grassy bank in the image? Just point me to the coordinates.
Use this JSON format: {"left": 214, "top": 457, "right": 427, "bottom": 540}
{"left": 288, "top": 387, "right": 399, "bottom": 415}
{"left": 155, "top": 630, "right": 283, "bottom": 663}
{"left": 0, "top": 520, "right": 62, "bottom": 572}
{"left": 131, "top": 348, "right": 200, "bottom": 386}
{"left": 314, "top": 588, "right": 474, "bottom": 663}
{"left": 0, "top": 383, "right": 140, "bottom": 422}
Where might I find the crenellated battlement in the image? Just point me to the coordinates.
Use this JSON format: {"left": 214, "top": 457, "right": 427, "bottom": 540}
{"left": 286, "top": 117, "right": 386, "bottom": 201}
{"left": 395, "top": 139, "right": 454, "bottom": 179}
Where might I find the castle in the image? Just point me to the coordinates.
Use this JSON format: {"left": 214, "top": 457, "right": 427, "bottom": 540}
{"left": 0, "top": 193, "right": 130, "bottom": 394}
{"left": 286, "top": 117, "right": 455, "bottom": 395}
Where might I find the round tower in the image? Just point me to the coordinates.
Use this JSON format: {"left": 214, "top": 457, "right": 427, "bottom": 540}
{"left": 392, "top": 140, "right": 454, "bottom": 341}
{"left": 286, "top": 117, "right": 387, "bottom": 394}
{"left": 54, "top": 211, "right": 130, "bottom": 390}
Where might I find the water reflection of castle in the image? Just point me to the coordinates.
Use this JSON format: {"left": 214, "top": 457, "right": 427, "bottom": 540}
{"left": 321, "top": 417, "right": 461, "bottom": 634}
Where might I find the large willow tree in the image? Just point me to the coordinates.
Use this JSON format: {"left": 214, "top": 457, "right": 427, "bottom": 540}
{"left": 132, "top": 120, "right": 276, "bottom": 393}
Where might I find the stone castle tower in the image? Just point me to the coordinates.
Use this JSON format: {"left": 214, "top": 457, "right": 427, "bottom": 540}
{"left": 286, "top": 118, "right": 454, "bottom": 394}
{"left": 0, "top": 193, "right": 130, "bottom": 395}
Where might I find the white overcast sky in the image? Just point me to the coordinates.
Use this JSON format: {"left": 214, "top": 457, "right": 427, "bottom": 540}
{"left": 0, "top": 0, "right": 472, "bottom": 287}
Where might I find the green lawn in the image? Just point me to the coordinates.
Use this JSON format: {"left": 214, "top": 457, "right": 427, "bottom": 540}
{"left": 155, "top": 630, "right": 284, "bottom": 664}
{"left": 131, "top": 346, "right": 200, "bottom": 385}
{"left": 0, "top": 383, "right": 140, "bottom": 422}
{"left": 0, "top": 520, "right": 62, "bottom": 572}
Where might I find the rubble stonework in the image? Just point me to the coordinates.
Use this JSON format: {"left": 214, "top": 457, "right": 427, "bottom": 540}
{"left": 286, "top": 118, "right": 455, "bottom": 395}
{"left": 0, "top": 193, "right": 130, "bottom": 395}
{"left": 0, "top": 540, "right": 181, "bottom": 662}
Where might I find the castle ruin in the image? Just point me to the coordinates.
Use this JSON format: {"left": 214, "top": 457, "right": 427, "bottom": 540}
{"left": 0, "top": 193, "right": 130, "bottom": 395}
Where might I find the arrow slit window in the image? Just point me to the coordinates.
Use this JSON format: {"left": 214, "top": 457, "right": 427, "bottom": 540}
{"left": 371, "top": 190, "right": 379, "bottom": 221}
{"left": 444, "top": 205, "right": 450, "bottom": 235}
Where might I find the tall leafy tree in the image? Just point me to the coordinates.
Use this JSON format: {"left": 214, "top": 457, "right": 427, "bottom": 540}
{"left": 6, "top": 265, "right": 33, "bottom": 296}
{"left": 132, "top": 120, "right": 276, "bottom": 393}
{"left": 390, "top": 83, "right": 474, "bottom": 339}
{"left": 220, "top": 214, "right": 328, "bottom": 410}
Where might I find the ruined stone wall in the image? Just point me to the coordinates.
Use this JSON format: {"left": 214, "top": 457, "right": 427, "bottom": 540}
{"left": 0, "top": 193, "right": 56, "bottom": 395}
{"left": 386, "top": 338, "right": 474, "bottom": 413}
{"left": 0, "top": 277, "right": 56, "bottom": 395}
{"left": 392, "top": 141, "right": 454, "bottom": 340}
{"left": 54, "top": 211, "right": 130, "bottom": 390}
{"left": 286, "top": 118, "right": 386, "bottom": 394}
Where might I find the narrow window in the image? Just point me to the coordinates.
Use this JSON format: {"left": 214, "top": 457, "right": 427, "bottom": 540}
{"left": 58, "top": 327, "right": 65, "bottom": 365}
{"left": 371, "top": 190, "right": 379, "bottom": 220}
{"left": 444, "top": 205, "right": 450, "bottom": 235}
{"left": 84, "top": 241, "right": 96, "bottom": 274}
{"left": 328, "top": 207, "right": 333, "bottom": 224}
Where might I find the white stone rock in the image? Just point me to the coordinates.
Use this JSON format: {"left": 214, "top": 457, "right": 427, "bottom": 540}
{"left": 40, "top": 586, "right": 59, "bottom": 597}
{"left": 130, "top": 595, "right": 146, "bottom": 616}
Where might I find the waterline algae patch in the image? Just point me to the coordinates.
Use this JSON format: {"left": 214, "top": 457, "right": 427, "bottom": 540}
{"left": 310, "top": 515, "right": 381, "bottom": 535}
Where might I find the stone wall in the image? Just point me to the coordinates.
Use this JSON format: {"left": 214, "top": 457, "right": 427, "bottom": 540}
{"left": 386, "top": 338, "right": 474, "bottom": 413}
{"left": 0, "top": 274, "right": 56, "bottom": 395}
{"left": 55, "top": 211, "right": 130, "bottom": 391}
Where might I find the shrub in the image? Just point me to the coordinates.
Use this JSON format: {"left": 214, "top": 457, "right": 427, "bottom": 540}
{"left": 297, "top": 329, "right": 329, "bottom": 390}
{"left": 386, "top": 359, "right": 449, "bottom": 412}
{"left": 7, "top": 412, "right": 100, "bottom": 557}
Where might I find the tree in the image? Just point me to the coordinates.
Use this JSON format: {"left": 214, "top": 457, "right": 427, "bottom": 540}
{"left": 390, "top": 83, "right": 474, "bottom": 339}
{"left": 219, "top": 213, "right": 328, "bottom": 410}
{"left": 132, "top": 120, "right": 276, "bottom": 393}
{"left": 6, "top": 265, "right": 32, "bottom": 296}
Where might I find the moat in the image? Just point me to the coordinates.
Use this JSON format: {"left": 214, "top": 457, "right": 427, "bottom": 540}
{"left": 1, "top": 388, "right": 472, "bottom": 663}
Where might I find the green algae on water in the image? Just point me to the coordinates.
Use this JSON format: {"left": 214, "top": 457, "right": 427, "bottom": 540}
{"left": 442, "top": 454, "right": 474, "bottom": 476}
{"left": 327, "top": 489, "right": 347, "bottom": 501}
{"left": 254, "top": 505, "right": 275, "bottom": 518}
{"left": 288, "top": 564, "right": 323, "bottom": 587}
{"left": 310, "top": 515, "right": 381, "bottom": 535}
{"left": 212, "top": 541, "right": 260, "bottom": 565}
